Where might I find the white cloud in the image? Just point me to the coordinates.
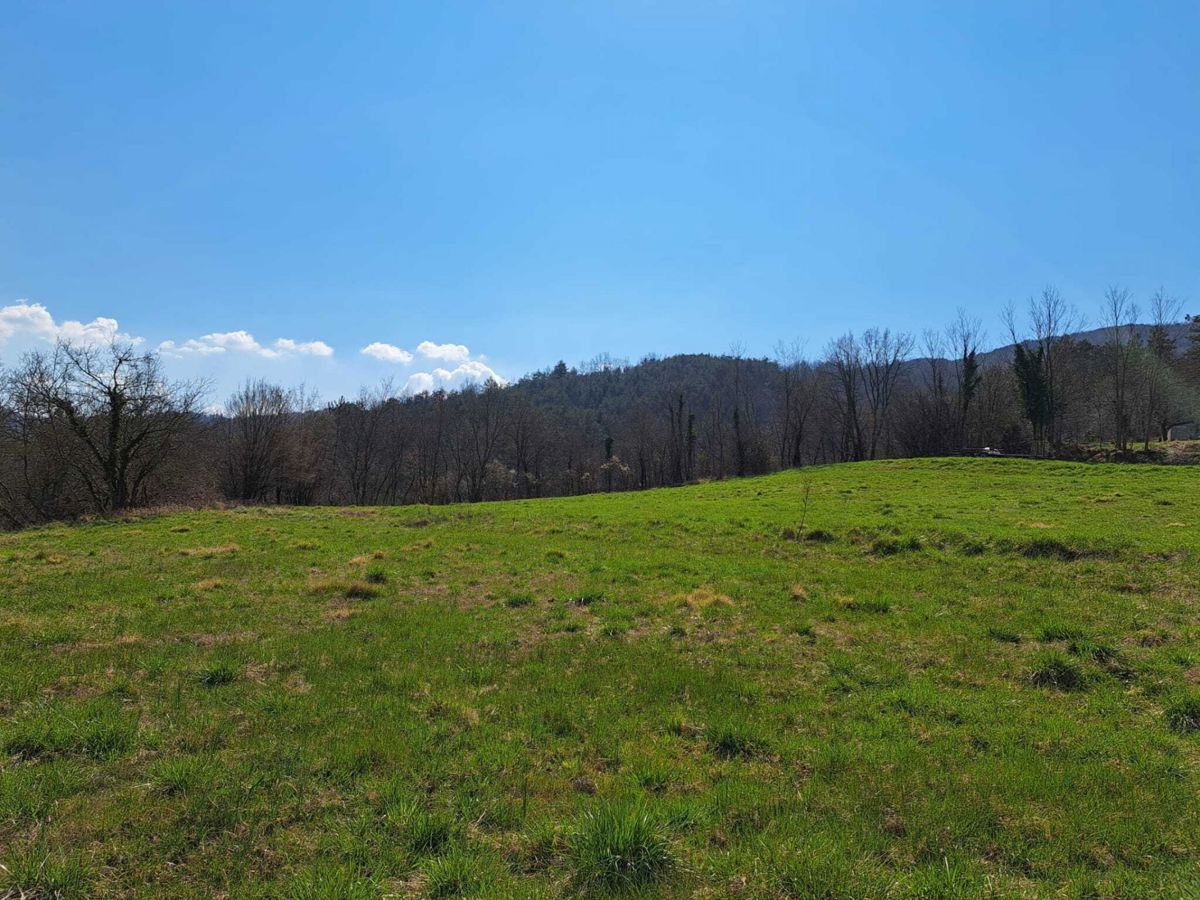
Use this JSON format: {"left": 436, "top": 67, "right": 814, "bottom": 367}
{"left": 404, "top": 359, "right": 507, "bottom": 394}
{"left": 359, "top": 336, "right": 505, "bottom": 392}
{"left": 158, "top": 330, "right": 333, "bottom": 360}
{"left": 360, "top": 342, "right": 414, "bottom": 364}
{"left": 416, "top": 340, "right": 471, "bottom": 363}
{"left": 0, "top": 300, "right": 141, "bottom": 349}
{"left": 274, "top": 338, "right": 334, "bottom": 358}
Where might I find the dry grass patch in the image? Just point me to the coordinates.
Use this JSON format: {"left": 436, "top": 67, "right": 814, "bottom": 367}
{"left": 323, "top": 606, "right": 356, "bottom": 622}
{"left": 790, "top": 583, "right": 809, "bottom": 601}
{"left": 680, "top": 587, "right": 734, "bottom": 609}
{"left": 308, "top": 576, "right": 380, "bottom": 600}
{"left": 191, "top": 578, "right": 226, "bottom": 591}
{"left": 191, "top": 631, "right": 256, "bottom": 647}
{"left": 179, "top": 544, "right": 239, "bottom": 558}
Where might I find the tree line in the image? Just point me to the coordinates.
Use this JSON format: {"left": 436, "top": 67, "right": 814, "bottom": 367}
{"left": 2, "top": 287, "right": 1198, "bottom": 527}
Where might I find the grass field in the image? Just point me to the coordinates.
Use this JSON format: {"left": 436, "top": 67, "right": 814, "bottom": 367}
{"left": 2, "top": 458, "right": 1199, "bottom": 898}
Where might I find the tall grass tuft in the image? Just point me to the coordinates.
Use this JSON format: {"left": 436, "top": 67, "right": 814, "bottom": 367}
{"left": 1029, "top": 651, "right": 1086, "bottom": 691}
{"left": 568, "top": 800, "right": 675, "bottom": 891}
{"left": 1165, "top": 694, "right": 1200, "bottom": 734}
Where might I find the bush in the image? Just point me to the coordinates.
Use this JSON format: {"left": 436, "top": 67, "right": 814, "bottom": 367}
{"left": 568, "top": 801, "right": 674, "bottom": 891}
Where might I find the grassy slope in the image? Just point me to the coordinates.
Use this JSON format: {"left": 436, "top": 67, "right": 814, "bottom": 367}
{"left": 1, "top": 458, "right": 1198, "bottom": 898}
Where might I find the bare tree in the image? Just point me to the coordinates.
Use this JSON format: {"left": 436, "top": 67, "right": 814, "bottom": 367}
{"left": 1004, "top": 287, "right": 1082, "bottom": 453}
{"left": 1142, "top": 288, "right": 1185, "bottom": 446}
{"left": 1100, "top": 286, "right": 1139, "bottom": 451}
{"left": 860, "top": 328, "right": 914, "bottom": 459}
{"left": 221, "top": 379, "right": 295, "bottom": 502}
{"left": 947, "top": 309, "right": 985, "bottom": 449}
{"left": 9, "top": 341, "right": 205, "bottom": 513}
{"left": 774, "top": 340, "right": 817, "bottom": 467}
{"left": 826, "top": 334, "right": 864, "bottom": 461}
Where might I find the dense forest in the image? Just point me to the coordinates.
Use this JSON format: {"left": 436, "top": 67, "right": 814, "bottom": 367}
{"left": 2, "top": 287, "right": 1199, "bottom": 527}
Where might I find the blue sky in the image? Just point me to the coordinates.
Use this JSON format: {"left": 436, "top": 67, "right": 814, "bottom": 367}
{"left": 2, "top": 1, "right": 1197, "bottom": 400}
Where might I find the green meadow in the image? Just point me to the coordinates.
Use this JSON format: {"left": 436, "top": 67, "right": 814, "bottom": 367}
{"left": 1, "top": 458, "right": 1199, "bottom": 898}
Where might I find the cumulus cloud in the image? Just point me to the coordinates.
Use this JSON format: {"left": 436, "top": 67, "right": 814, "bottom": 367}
{"left": 405, "top": 359, "right": 506, "bottom": 394}
{"left": 158, "top": 331, "right": 333, "bottom": 360}
{"left": 274, "top": 337, "right": 334, "bottom": 357}
{"left": 359, "top": 336, "right": 505, "bottom": 392}
{"left": 0, "top": 301, "right": 141, "bottom": 349}
{"left": 360, "top": 342, "right": 414, "bottom": 364}
{"left": 416, "top": 340, "right": 471, "bottom": 363}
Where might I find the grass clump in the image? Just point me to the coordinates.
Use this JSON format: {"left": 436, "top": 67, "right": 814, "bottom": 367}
{"left": 3, "top": 701, "right": 137, "bottom": 761}
{"left": 1067, "top": 638, "right": 1118, "bottom": 663}
{"left": 150, "top": 754, "right": 215, "bottom": 796}
{"left": 1039, "top": 623, "right": 1088, "bottom": 642}
{"left": 504, "top": 593, "right": 534, "bottom": 608}
{"left": 1165, "top": 694, "right": 1200, "bottom": 734}
{"left": 363, "top": 565, "right": 388, "bottom": 585}
{"left": 568, "top": 801, "right": 674, "bottom": 891}
{"left": 1029, "top": 651, "right": 1086, "bottom": 691}
{"left": 707, "top": 719, "right": 768, "bottom": 759}
{"left": 986, "top": 627, "right": 1021, "bottom": 643}
{"left": 386, "top": 799, "right": 455, "bottom": 855}
{"left": 197, "top": 660, "right": 238, "bottom": 687}
{"left": 0, "top": 846, "right": 91, "bottom": 899}
{"left": 290, "top": 864, "right": 379, "bottom": 900}
{"left": 423, "top": 848, "right": 493, "bottom": 897}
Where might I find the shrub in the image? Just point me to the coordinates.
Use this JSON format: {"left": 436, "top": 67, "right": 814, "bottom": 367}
{"left": 1165, "top": 694, "right": 1200, "bottom": 734}
{"left": 568, "top": 801, "right": 674, "bottom": 891}
{"left": 1029, "top": 652, "right": 1086, "bottom": 691}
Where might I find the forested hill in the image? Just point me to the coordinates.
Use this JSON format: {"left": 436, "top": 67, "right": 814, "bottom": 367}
{"left": 2, "top": 312, "right": 1198, "bottom": 525}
